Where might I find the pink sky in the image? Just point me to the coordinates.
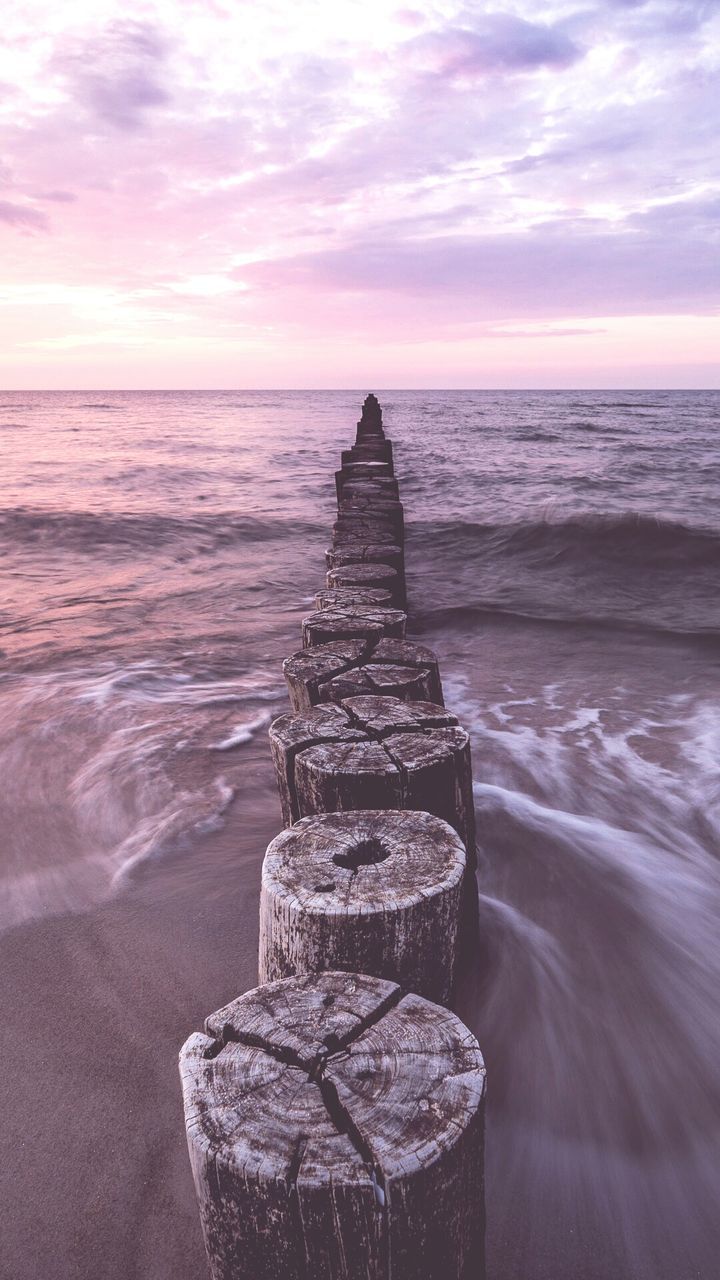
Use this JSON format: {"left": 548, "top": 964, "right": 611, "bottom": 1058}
{"left": 1, "top": 0, "right": 718, "bottom": 388}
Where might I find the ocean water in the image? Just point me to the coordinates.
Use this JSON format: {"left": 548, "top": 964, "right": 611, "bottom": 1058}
{"left": 1, "top": 389, "right": 719, "bottom": 1279}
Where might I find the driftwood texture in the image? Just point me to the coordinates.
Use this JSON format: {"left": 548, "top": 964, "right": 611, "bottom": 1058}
{"left": 283, "top": 637, "right": 443, "bottom": 711}
{"left": 314, "top": 587, "right": 394, "bottom": 610}
{"left": 326, "top": 542, "right": 404, "bottom": 573}
{"left": 341, "top": 480, "right": 401, "bottom": 505}
{"left": 339, "top": 496, "right": 404, "bottom": 525}
{"left": 268, "top": 695, "right": 476, "bottom": 860}
{"left": 302, "top": 606, "right": 407, "bottom": 648}
{"left": 333, "top": 524, "right": 399, "bottom": 546}
{"left": 335, "top": 466, "right": 395, "bottom": 502}
{"left": 180, "top": 971, "right": 485, "bottom": 1280}
{"left": 259, "top": 810, "right": 465, "bottom": 1003}
{"left": 333, "top": 521, "right": 403, "bottom": 551}
{"left": 326, "top": 562, "right": 404, "bottom": 606}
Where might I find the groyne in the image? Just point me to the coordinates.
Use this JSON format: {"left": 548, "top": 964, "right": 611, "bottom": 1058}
{"left": 179, "top": 395, "right": 487, "bottom": 1279}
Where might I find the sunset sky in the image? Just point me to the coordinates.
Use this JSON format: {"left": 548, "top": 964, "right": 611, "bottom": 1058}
{"left": 1, "top": 0, "right": 718, "bottom": 388}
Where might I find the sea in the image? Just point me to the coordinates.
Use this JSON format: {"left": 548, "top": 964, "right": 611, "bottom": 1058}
{"left": 1, "top": 389, "right": 719, "bottom": 1280}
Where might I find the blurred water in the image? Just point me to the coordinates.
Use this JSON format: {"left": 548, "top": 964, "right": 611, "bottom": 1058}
{"left": 1, "top": 388, "right": 719, "bottom": 1278}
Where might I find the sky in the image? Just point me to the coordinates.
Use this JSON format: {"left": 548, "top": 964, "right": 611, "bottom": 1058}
{"left": 1, "top": 0, "right": 718, "bottom": 388}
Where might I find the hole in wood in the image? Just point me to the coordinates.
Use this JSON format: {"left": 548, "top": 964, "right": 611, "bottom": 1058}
{"left": 313, "top": 881, "right": 337, "bottom": 893}
{"left": 333, "top": 837, "right": 390, "bottom": 870}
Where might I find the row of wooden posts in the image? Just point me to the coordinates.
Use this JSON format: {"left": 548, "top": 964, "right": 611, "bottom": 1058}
{"left": 179, "top": 396, "right": 487, "bottom": 1279}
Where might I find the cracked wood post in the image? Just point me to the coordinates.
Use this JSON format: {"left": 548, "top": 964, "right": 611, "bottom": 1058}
{"left": 180, "top": 970, "right": 486, "bottom": 1280}
{"left": 301, "top": 606, "right": 407, "bottom": 648}
{"left": 283, "top": 637, "right": 443, "bottom": 711}
{"left": 326, "top": 562, "right": 404, "bottom": 607}
{"left": 335, "top": 466, "right": 395, "bottom": 502}
{"left": 326, "top": 541, "right": 404, "bottom": 575}
{"left": 342, "top": 441, "right": 393, "bottom": 467}
{"left": 314, "top": 587, "right": 394, "bottom": 610}
{"left": 268, "top": 695, "right": 476, "bottom": 861}
{"left": 339, "top": 496, "right": 404, "bottom": 527}
{"left": 326, "top": 544, "right": 406, "bottom": 604}
{"left": 259, "top": 810, "right": 464, "bottom": 1004}
{"left": 340, "top": 479, "right": 401, "bottom": 506}
{"left": 338, "top": 493, "right": 404, "bottom": 523}
{"left": 341, "top": 480, "right": 401, "bottom": 505}
{"left": 334, "top": 507, "right": 404, "bottom": 536}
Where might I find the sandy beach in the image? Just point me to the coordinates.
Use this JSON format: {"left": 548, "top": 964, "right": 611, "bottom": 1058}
{"left": 0, "top": 736, "right": 278, "bottom": 1280}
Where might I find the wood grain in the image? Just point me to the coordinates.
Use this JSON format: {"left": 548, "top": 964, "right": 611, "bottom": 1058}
{"left": 179, "top": 971, "right": 486, "bottom": 1280}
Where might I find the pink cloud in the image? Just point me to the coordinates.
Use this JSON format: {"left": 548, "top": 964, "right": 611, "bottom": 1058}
{"left": 0, "top": 200, "right": 48, "bottom": 230}
{"left": 0, "top": 1, "right": 717, "bottom": 386}
{"left": 406, "top": 15, "right": 584, "bottom": 78}
{"left": 52, "top": 21, "right": 171, "bottom": 132}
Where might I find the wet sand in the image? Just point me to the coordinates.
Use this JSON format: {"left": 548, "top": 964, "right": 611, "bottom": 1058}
{"left": 0, "top": 744, "right": 278, "bottom": 1280}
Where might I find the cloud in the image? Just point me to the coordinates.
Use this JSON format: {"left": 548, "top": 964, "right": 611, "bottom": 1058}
{"left": 488, "top": 326, "right": 609, "bottom": 337}
{"left": 0, "top": 0, "right": 718, "bottom": 381}
{"left": 238, "top": 195, "right": 720, "bottom": 324}
{"left": 54, "top": 21, "right": 170, "bottom": 131}
{"left": 0, "top": 200, "right": 48, "bottom": 230}
{"left": 35, "top": 190, "right": 77, "bottom": 203}
{"left": 406, "top": 13, "right": 584, "bottom": 78}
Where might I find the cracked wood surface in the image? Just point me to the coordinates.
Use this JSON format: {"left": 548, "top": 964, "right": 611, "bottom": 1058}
{"left": 283, "top": 637, "right": 443, "bottom": 712}
{"left": 259, "top": 810, "right": 465, "bottom": 1003}
{"left": 341, "top": 441, "right": 393, "bottom": 466}
{"left": 326, "top": 562, "right": 404, "bottom": 607}
{"left": 326, "top": 542, "right": 404, "bottom": 572}
{"left": 301, "top": 606, "right": 407, "bottom": 648}
{"left": 314, "top": 587, "right": 394, "bottom": 610}
{"left": 333, "top": 513, "right": 403, "bottom": 541}
{"left": 269, "top": 695, "right": 476, "bottom": 861}
{"left": 179, "top": 971, "right": 485, "bottom": 1280}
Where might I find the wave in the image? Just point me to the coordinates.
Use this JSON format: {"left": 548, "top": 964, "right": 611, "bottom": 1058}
{"left": 414, "top": 600, "right": 720, "bottom": 642}
{"left": 0, "top": 507, "right": 324, "bottom": 554}
{"left": 411, "top": 512, "right": 720, "bottom": 570}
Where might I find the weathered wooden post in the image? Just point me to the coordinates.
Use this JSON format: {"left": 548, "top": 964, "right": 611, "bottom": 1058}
{"left": 269, "top": 695, "right": 476, "bottom": 858}
{"left": 335, "top": 466, "right": 396, "bottom": 502}
{"left": 302, "top": 605, "right": 407, "bottom": 647}
{"left": 283, "top": 637, "right": 443, "bottom": 710}
{"left": 342, "top": 440, "right": 393, "bottom": 466}
{"left": 326, "top": 561, "right": 404, "bottom": 605}
{"left": 314, "top": 586, "right": 394, "bottom": 610}
{"left": 178, "top": 395, "right": 487, "bottom": 1280}
{"left": 259, "top": 810, "right": 465, "bottom": 1003}
{"left": 180, "top": 970, "right": 486, "bottom": 1280}
{"left": 326, "top": 542, "right": 404, "bottom": 574}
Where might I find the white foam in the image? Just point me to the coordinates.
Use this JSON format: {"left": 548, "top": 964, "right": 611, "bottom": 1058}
{"left": 210, "top": 711, "right": 272, "bottom": 751}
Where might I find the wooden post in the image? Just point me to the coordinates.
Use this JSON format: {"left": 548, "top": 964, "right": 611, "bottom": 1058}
{"left": 335, "top": 465, "right": 395, "bottom": 502}
{"left": 302, "top": 606, "right": 407, "bottom": 648}
{"left": 269, "top": 695, "right": 476, "bottom": 859}
{"left": 283, "top": 637, "right": 443, "bottom": 711}
{"left": 326, "top": 542, "right": 404, "bottom": 573}
{"left": 340, "top": 479, "right": 400, "bottom": 502}
{"left": 339, "top": 496, "right": 403, "bottom": 524}
{"left": 333, "top": 519, "right": 403, "bottom": 548}
{"left": 180, "top": 970, "right": 486, "bottom": 1280}
{"left": 341, "top": 441, "right": 393, "bottom": 466}
{"left": 259, "top": 810, "right": 465, "bottom": 1003}
{"left": 314, "top": 587, "right": 394, "bottom": 610}
{"left": 326, "top": 562, "right": 403, "bottom": 605}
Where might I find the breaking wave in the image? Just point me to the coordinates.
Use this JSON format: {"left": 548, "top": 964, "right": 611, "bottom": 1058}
{"left": 413, "top": 512, "right": 720, "bottom": 569}
{"left": 0, "top": 507, "right": 323, "bottom": 554}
